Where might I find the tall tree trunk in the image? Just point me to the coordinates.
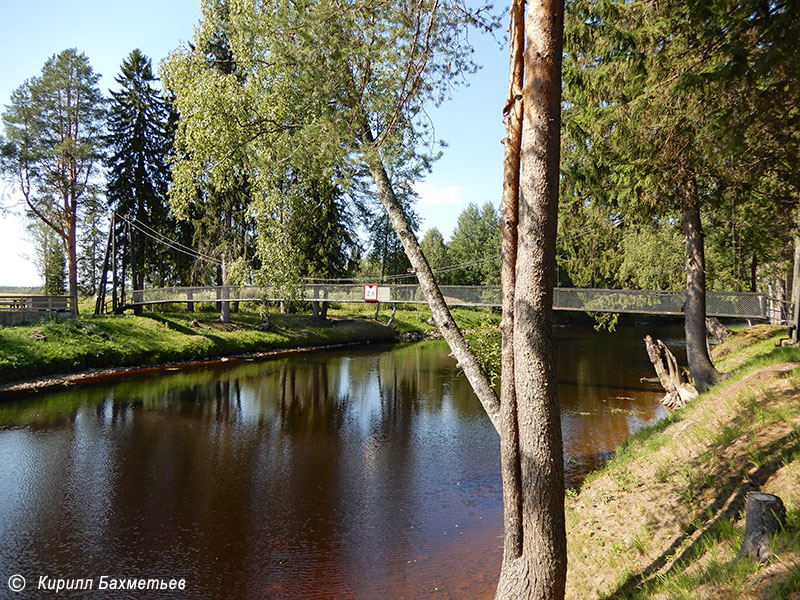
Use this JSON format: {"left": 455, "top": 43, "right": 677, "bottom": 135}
{"left": 361, "top": 128, "right": 501, "bottom": 433}
{"left": 66, "top": 207, "right": 79, "bottom": 316}
{"left": 498, "top": 0, "right": 525, "bottom": 569}
{"left": 680, "top": 170, "right": 721, "bottom": 393}
{"left": 495, "top": 1, "right": 567, "bottom": 597}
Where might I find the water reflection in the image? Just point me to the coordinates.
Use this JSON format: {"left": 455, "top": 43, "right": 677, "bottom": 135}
{"left": 0, "top": 325, "right": 674, "bottom": 599}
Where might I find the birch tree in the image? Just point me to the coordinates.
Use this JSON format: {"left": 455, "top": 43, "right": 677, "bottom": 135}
{"left": 164, "top": 0, "right": 568, "bottom": 596}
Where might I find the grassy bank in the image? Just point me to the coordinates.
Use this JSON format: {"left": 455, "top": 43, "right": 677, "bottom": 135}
{"left": 0, "top": 303, "right": 499, "bottom": 387}
{"left": 0, "top": 311, "right": 398, "bottom": 386}
{"left": 566, "top": 325, "right": 800, "bottom": 599}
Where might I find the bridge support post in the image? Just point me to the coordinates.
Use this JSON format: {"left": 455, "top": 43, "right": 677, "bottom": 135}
{"left": 312, "top": 286, "right": 320, "bottom": 320}
{"left": 220, "top": 286, "right": 230, "bottom": 323}
{"left": 220, "top": 258, "right": 230, "bottom": 323}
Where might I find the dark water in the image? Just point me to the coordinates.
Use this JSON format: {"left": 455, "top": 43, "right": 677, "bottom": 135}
{"left": 0, "top": 325, "right": 678, "bottom": 599}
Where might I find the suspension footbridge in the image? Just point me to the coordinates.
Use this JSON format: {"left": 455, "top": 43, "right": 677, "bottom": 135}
{"left": 95, "top": 215, "right": 782, "bottom": 321}
{"left": 125, "top": 284, "right": 772, "bottom": 320}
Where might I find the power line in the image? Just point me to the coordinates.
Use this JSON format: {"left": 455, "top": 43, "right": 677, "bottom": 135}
{"left": 116, "top": 214, "right": 223, "bottom": 265}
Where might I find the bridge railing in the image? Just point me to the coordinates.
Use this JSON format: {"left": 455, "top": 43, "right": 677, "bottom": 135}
{"left": 134, "top": 285, "right": 768, "bottom": 319}
{"left": 554, "top": 288, "right": 767, "bottom": 319}
{"left": 0, "top": 294, "right": 76, "bottom": 325}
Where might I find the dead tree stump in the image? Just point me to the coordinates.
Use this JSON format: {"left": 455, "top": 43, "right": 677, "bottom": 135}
{"left": 705, "top": 316, "right": 733, "bottom": 342}
{"left": 738, "top": 492, "right": 786, "bottom": 563}
{"left": 644, "top": 335, "right": 699, "bottom": 409}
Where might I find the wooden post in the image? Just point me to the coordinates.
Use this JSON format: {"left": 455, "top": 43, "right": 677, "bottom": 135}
{"left": 312, "top": 285, "right": 320, "bottom": 320}
{"left": 220, "top": 257, "right": 230, "bottom": 323}
{"left": 320, "top": 287, "right": 329, "bottom": 320}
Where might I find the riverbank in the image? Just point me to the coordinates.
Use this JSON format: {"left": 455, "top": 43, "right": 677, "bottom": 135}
{"left": 565, "top": 324, "right": 800, "bottom": 599}
{"left": 0, "top": 305, "right": 497, "bottom": 393}
{"left": 0, "top": 312, "right": 402, "bottom": 392}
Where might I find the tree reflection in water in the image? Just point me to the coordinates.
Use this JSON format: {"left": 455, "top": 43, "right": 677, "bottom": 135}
{"left": 0, "top": 326, "right": 675, "bottom": 598}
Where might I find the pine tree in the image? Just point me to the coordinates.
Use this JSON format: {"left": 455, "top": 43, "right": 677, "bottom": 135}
{"left": 2, "top": 49, "right": 105, "bottom": 310}
{"left": 562, "top": 0, "right": 800, "bottom": 391}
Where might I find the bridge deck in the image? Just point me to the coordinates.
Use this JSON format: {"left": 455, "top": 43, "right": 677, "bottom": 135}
{"left": 131, "top": 284, "right": 769, "bottom": 320}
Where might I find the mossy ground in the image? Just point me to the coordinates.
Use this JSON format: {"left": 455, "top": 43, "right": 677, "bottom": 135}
{"left": 566, "top": 325, "right": 800, "bottom": 599}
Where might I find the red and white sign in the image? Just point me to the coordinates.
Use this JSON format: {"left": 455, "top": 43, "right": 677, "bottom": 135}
{"left": 363, "top": 284, "right": 379, "bottom": 302}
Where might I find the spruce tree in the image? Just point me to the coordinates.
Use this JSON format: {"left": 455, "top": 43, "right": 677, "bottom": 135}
{"left": 562, "top": 0, "right": 800, "bottom": 391}
{"left": 106, "top": 49, "right": 175, "bottom": 289}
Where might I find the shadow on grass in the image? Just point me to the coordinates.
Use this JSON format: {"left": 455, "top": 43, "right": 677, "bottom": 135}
{"left": 141, "top": 313, "right": 204, "bottom": 336}
{"left": 603, "top": 427, "right": 800, "bottom": 599}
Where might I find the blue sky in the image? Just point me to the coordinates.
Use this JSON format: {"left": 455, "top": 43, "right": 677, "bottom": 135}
{"left": 0, "top": 1, "right": 509, "bottom": 286}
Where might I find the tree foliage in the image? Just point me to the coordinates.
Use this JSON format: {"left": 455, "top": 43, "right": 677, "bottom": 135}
{"left": 448, "top": 202, "right": 501, "bottom": 285}
{"left": 106, "top": 49, "right": 185, "bottom": 287}
{"left": 420, "top": 227, "right": 449, "bottom": 278}
{"left": 162, "top": 0, "right": 494, "bottom": 294}
{"left": 561, "top": 0, "right": 800, "bottom": 292}
{"left": 1, "top": 49, "right": 105, "bottom": 305}
{"left": 561, "top": 0, "right": 800, "bottom": 387}
{"left": 26, "top": 218, "right": 66, "bottom": 296}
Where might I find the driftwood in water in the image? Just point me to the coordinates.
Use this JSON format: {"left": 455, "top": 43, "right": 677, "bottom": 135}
{"left": 644, "top": 335, "right": 699, "bottom": 409}
{"left": 738, "top": 492, "right": 786, "bottom": 563}
{"left": 705, "top": 316, "right": 733, "bottom": 342}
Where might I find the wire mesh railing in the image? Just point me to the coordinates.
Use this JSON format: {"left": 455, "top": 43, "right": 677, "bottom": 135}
{"left": 134, "top": 285, "right": 769, "bottom": 319}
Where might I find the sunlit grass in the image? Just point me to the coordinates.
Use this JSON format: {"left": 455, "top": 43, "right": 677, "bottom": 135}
{"left": 0, "top": 310, "right": 397, "bottom": 384}
{"left": 568, "top": 323, "right": 800, "bottom": 600}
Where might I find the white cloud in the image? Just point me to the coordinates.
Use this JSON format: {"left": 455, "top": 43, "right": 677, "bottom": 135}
{"left": 413, "top": 181, "right": 465, "bottom": 207}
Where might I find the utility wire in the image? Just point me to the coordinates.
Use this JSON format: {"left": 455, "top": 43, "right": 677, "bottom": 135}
{"left": 116, "top": 214, "right": 223, "bottom": 265}
{"left": 113, "top": 209, "right": 609, "bottom": 282}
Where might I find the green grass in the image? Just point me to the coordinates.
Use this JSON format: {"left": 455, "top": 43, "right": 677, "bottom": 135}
{"left": 0, "top": 303, "right": 502, "bottom": 386}
{"left": 0, "top": 310, "right": 398, "bottom": 384}
{"left": 568, "top": 324, "right": 800, "bottom": 600}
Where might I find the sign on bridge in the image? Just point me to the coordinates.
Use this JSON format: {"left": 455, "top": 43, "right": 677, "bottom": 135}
{"left": 363, "top": 284, "right": 390, "bottom": 302}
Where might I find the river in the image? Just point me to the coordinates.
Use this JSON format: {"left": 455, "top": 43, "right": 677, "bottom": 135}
{"left": 0, "top": 324, "right": 682, "bottom": 598}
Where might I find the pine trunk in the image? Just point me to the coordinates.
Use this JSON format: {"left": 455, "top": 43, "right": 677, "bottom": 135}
{"left": 496, "top": 0, "right": 567, "bottom": 597}
{"left": 498, "top": 0, "right": 525, "bottom": 568}
{"left": 66, "top": 204, "right": 79, "bottom": 316}
{"left": 680, "top": 171, "right": 721, "bottom": 393}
